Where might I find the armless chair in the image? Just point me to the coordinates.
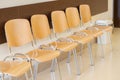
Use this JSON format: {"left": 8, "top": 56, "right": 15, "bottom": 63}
{"left": 66, "top": 7, "right": 105, "bottom": 58}
{"left": 5, "top": 19, "right": 60, "bottom": 80}
{"left": 31, "top": 14, "right": 80, "bottom": 76}
{"left": 80, "top": 4, "right": 113, "bottom": 51}
{"left": 80, "top": 4, "right": 113, "bottom": 31}
{"left": 51, "top": 11, "right": 95, "bottom": 68}
{"left": 0, "top": 55, "right": 32, "bottom": 80}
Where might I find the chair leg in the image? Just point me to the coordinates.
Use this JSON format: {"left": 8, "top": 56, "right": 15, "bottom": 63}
{"left": 25, "top": 72, "right": 29, "bottom": 80}
{"left": 87, "top": 42, "right": 94, "bottom": 66}
{"left": 79, "top": 44, "right": 83, "bottom": 56}
{"left": 73, "top": 49, "right": 81, "bottom": 75}
{"left": 99, "top": 36, "right": 105, "bottom": 59}
{"left": 9, "top": 76, "right": 12, "bottom": 80}
{"left": 55, "top": 58, "right": 62, "bottom": 80}
{"left": 66, "top": 51, "right": 72, "bottom": 75}
{"left": 33, "top": 61, "right": 39, "bottom": 80}
{"left": 107, "top": 32, "right": 113, "bottom": 52}
{"left": 1, "top": 74, "right": 4, "bottom": 80}
{"left": 29, "top": 61, "right": 34, "bottom": 80}
{"left": 50, "top": 72, "right": 56, "bottom": 80}
{"left": 50, "top": 59, "right": 56, "bottom": 80}
{"left": 79, "top": 44, "right": 83, "bottom": 69}
{"left": 15, "top": 77, "right": 18, "bottom": 80}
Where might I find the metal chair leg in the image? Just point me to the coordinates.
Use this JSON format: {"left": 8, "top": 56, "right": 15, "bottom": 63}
{"left": 50, "top": 72, "right": 56, "bottom": 80}
{"left": 15, "top": 77, "right": 18, "bottom": 80}
{"left": 50, "top": 59, "right": 56, "bottom": 80}
{"left": 25, "top": 72, "right": 29, "bottom": 80}
{"left": 9, "top": 76, "right": 12, "bottom": 80}
{"left": 79, "top": 44, "right": 83, "bottom": 56}
{"left": 73, "top": 49, "right": 81, "bottom": 75}
{"left": 33, "top": 61, "right": 39, "bottom": 80}
{"left": 79, "top": 44, "right": 83, "bottom": 69}
{"left": 66, "top": 51, "right": 72, "bottom": 74}
{"left": 107, "top": 32, "right": 113, "bottom": 52}
{"left": 28, "top": 60, "right": 34, "bottom": 80}
{"left": 99, "top": 36, "right": 105, "bottom": 59}
{"left": 55, "top": 58, "right": 62, "bottom": 80}
{"left": 87, "top": 42, "right": 94, "bottom": 66}
{"left": 1, "top": 74, "right": 4, "bottom": 80}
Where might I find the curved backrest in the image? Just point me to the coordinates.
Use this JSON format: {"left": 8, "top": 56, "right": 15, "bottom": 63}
{"left": 51, "top": 11, "right": 69, "bottom": 33}
{"left": 5, "top": 19, "right": 33, "bottom": 47}
{"left": 31, "top": 14, "right": 51, "bottom": 39}
{"left": 79, "top": 4, "right": 92, "bottom": 23}
{"left": 66, "top": 7, "right": 81, "bottom": 28}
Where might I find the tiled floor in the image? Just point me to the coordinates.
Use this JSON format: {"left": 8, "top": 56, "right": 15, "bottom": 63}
{"left": 36, "top": 28, "right": 120, "bottom": 80}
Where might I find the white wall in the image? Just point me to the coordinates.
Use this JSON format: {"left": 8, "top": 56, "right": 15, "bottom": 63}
{"left": 0, "top": 0, "right": 114, "bottom": 60}
{"left": 0, "top": 0, "right": 55, "bottom": 9}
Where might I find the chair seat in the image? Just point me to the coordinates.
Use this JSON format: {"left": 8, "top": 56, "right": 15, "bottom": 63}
{"left": 0, "top": 61, "right": 30, "bottom": 77}
{"left": 82, "top": 30, "right": 103, "bottom": 37}
{"left": 51, "top": 42, "right": 78, "bottom": 52}
{"left": 69, "top": 35, "right": 93, "bottom": 44}
{"left": 26, "top": 49, "right": 60, "bottom": 62}
{"left": 95, "top": 26, "right": 113, "bottom": 32}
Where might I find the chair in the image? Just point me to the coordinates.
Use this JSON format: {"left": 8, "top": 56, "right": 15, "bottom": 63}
{"left": 80, "top": 4, "right": 113, "bottom": 51}
{"left": 51, "top": 10, "right": 95, "bottom": 68}
{"left": 80, "top": 4, "right": 113, "bottom": 29}
{"left": 31, "top": 14, "right": 80, "bottom": 76}
{"left": 0, "top": 54, "right": 33, "bottom": 80}
{"left": 5, "top": 19, "right": 60, "bottom": 80}
{"left": 66, "top": 7, "right": 105, "bottom": 58}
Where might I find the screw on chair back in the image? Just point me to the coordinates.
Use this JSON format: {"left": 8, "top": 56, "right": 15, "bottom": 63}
{"left": 31, "top": 14, "right": 51, "bottom": 40}
{"left": 79, "top": 4, "right": 92, "bottom": 23}
{"left": 5, "top": 19, "right": 33, "bottom": 47}
{"left": 51, "top": 11, "right": 69, "bottom": 33}
{"left": 66, "top": 7, "right": 81, "bottom": 28}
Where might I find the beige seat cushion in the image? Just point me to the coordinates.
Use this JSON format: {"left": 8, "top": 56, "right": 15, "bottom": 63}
{"left": 0, "top": 61, "right": 31, "bottom": 77}
{"left": 51, "top": 42, "right": 78, "bottom": 52}
{"left": 82, "top": 30, "right": 103, "bottom": 37}
{"left": 27, "top": 49, "right": 60, "bottom": 62}
{"left": 69, "top": 35, "right": 93, "bottom": 44}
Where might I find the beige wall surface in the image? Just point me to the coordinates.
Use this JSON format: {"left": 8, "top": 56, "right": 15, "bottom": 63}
{"left": 0, "top": 0, "right": 54, "bottom": 8}
{"left": 0, "top": 0, "right": 113, "bottom": 60}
